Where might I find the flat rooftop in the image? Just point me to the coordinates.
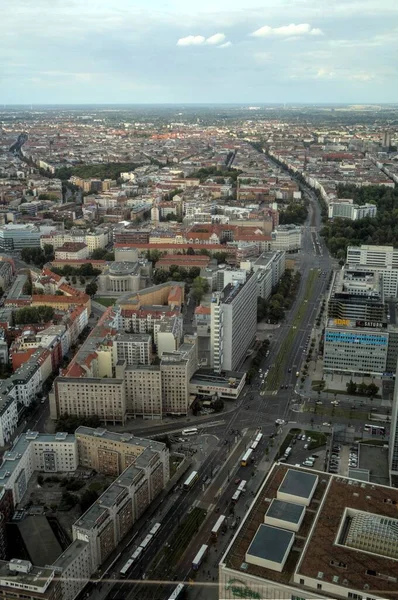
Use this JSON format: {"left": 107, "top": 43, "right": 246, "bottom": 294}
{"left": 221, "top": 465, "right": 398, "bottom": 600}
{"left": 247, "top": 524, "right": 294, "bottom": 567}
{"left": 266, "top": 499, "right": 305, "bottom": 524}
{"left": 278, "top": 469, "right": 318, "bottom": 501}
{"left": 75, "top": 426, "right": 166, "bottom": 453}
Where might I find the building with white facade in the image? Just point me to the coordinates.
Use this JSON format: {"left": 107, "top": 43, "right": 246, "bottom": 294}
{"left": 347, "top": 245, "right": 398, "bottom": 298}
{"left": 328, "top": 200, "right": 377, "bottom": 220}
{"left": 114, "top": 333, "right": 151, "bottom": 365}
{"left": 271, "top": 225, "right": 301, "bottom": 252}
{"left": 211, "top": 273, "right": 257, "bottom": 372}
{"left": 0, "top": 224, "right": 41, "bottom": 252}
{"left": 0, "top": 431, "right": 78, "bottom": 504}
{"left": 252, "top": 251, "right": 286, "bottom": 300}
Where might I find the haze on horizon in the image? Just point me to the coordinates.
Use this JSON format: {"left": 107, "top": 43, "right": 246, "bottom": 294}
{"left": 1, "top": 0, "right": 397, "bottom": 105}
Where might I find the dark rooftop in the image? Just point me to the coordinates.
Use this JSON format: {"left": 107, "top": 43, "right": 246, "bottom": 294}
{"left": 247, "top": 524, "right": 294, "bottom": 565}
{"left": 266, "top": 499, "right": 305, "bottom": 524}
{"left": 278, "top": 468, "right": 318, "bottom": 500}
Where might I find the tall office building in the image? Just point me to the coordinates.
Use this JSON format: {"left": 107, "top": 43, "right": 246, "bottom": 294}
{"left": 347, "top": 245, "right": 398, "bottom": 298}
{"left": 389, "top": 373, "right": 398, "bottom": 486}
{"left": 210, "top": 272, "right": 257, "bottom": 372}
{"left": 382, "top": 130, "right": 392, "bottom": 148}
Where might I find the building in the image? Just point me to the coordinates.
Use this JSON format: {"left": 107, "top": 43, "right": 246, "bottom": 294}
{"left": 160, "top": 338, "right": 198, "bottom": 415}
{"left": 347, "top": 245, "right": 398, "bottom": 298}
{"left": 0, "top": 431, "right": 78, "bottom": 504}
{"left": 210, "top": 273, "right": 257, "bottom": 372}
{"left": 0, "top": 559, "right": 61, "bottom": 600}
{"left": 125, "top": 365, "right": 163, "bottom": 419}
{"left": 328, "top": 200, "right": 377, "bottom": 221}
{"left": 389, "top": 372, "right": 398, "bottom": 486}
{"left": 55, "top": 242, "right": 89, "bottom": 261}
{"left": 114, "top": 333, "right": 151, "bottom": 365}
{"left": 189, "top": 370, "right": 246, "bottom": 401}
{"left": 220, "top": 464, "right": 398, "bottom": 600}
{"left": 327, "top": 267, "right": 386, "bottom": 323}
{"left": 0, "top": 259, "right": 13, "bottom": 291}
{"left": 323, "top": 319, "right": 389, "bottom": 376}
{"left": 251, "top": 251, "right": 286, "bottom": 300}
{"left": 271, "top": 225, "right": 301, "bottom": 252}
{"left": 0, "top": 224, "right": 41, "bottom": 252}
{"left": 97, "top": 261, "right": 151, "bottom": 294}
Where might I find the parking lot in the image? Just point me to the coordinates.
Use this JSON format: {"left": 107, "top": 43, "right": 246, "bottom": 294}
{"left": 282, "top": 432, "right": 327, "bottom": 471}
{"left": 328, "top": 442, "right": 359, "bottom": 476}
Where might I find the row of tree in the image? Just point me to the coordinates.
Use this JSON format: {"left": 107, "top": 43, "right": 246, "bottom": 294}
{"left": 257, "top": 270, "right": 301, "bottom": 323}
{"left": 153, "top": 265, "right": 201, "bottom": 285}
{"left": 14, "top": 306, "right": 55, "bottom": 325}
{"left": 279, "top": 201, "right": 308, "bottom": 225}
{"left": 52, "top": 264, "right": 101, "bottom": 277}
{"left": 54, "top": 162, "right": 142, "bottom": 181}
{"left": 346, "top": 380, "right": 379, "bottom": 397}
{"left": 55, "top": 413, "right": 102, "bottom": 433}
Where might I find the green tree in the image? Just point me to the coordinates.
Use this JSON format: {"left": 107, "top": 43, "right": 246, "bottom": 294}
{"left": 80, "top": 489, "right": 99, "bottom": 513}
{"left": 85, "top": 282, "right": 98, "bottom": 296}
{"left": 212, "top": 398, "right": 224, "bottom": 413}
{"left": 346, "top": 380, "right": 357, "bottom": 394}
{"left": 367, "top": 382, "right": 379, "bottom": 397}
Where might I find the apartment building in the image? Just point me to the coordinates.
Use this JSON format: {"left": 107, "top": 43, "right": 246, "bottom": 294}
{"left": 271, "top": 225, "right": 301, "bottom": 252}
{"left": 75, "top": 426, "right": 169, "bottom": 480}
{"left": 154, "top": 315, "right": 183, "bottom": 356}
{"left": 0, "top": 431, "right": 78, "bottom": 504}
{"left": 55, "top": 242, "right": 89, "bottom": 261}
{"left": 52, "top": 540, "right": 91, "bottom": 600}
{"left": 160, "top": 338, "right": 198, "bottom": 415}
{"left": 125, "top": 365, "right": 163, "bottom": 419}
{"left": 389, "top": 372, "right": 398, "bottom": 486}
{"left": 40, "top": 228, "right": 109, "bottom": 253}
{"left": 347, "top": 245, "right": 398, "bottom": 298}
{"left": 252, "top": 251, "right": 286, "bottom": 300}
{"left": 114, "top": 333, "right": 151, "bottom": 365}
{"left": 328, "top": 200, "right": 377, "bottom": 220}
{"left": 210, "top": 273, "right": 257, "bottom": 372}
{"left": 220, "top": 464, "right": 398, "bottom": 600}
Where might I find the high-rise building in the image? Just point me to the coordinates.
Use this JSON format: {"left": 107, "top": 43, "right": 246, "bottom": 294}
{"left": 211, "top": 273, "right": 257, "bottom": 372}
{"left": 389, "top": 374, "right": 398, "bottom": 486}
{"left": 382, "top": 130, "right": 392, "bottom": 148}
{"left": 347, "top": 245, "right": 398, "bottom": 298}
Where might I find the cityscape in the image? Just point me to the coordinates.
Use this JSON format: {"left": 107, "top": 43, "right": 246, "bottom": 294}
{"left": 2, "top": 3, "right": 398, "bottom": 597}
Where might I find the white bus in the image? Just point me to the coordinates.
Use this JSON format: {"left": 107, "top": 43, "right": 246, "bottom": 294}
{"left": 241, "top": 448, "right": 253, "bottom": 467}
{"left": 192, "top": 544, "right": 208, "bottom": 570}
{"left": 120, "top": 558, "right": 134, "bottom": 577}
{"left": 182, "top": 427, "right": 198, "bottom": 436}
{"left": 149, "top": 522, "right": 161, "bottom": 537}
{"left": 252, "top": 433, "right": 263, "bottom": 447}
{"left": 211, "top": 515, "right": 226, "bottom": 540}
{"left": 139, "top": 534, "right": 153, "bottom": 551}
{"left": 251, "top": 441, "right": 259, "bottom": 450}
{"left": 168, "top": 583, "right": 185, "bottom": 599}
{"left": 183, "top": 471, "right": 199, "bottom": 490}
{"left": 237, "top": 480, "right": 247, "bottom": 494}
{"left": 232, "top": 489, "right": 241, "bottom": 503}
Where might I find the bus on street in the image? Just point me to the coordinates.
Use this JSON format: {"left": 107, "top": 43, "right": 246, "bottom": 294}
{"left": 139, "top": 534, "right": 153, "bottom": 551}
{"left": 183, "top": 471, "right": 199, "bottom": 490}
{"left": 168, "top": 583, "right": 185, "bottom": 600}
{"left": 237, "top": 480, "right": 247, "bottom": 494}
{"left": 241, "top": 448, "right": 253, "bottom": 467}
{"left": 232, "top": 489, "right": 241, "bottom": 503}
{"left": 192, "top": 544, "right": 208, "bottom": 570}
{"left": 211, "top": 515, "right": 226, "bottom": 540}
{"left": 182, "top": 427, "right": 198, "bottom": 436}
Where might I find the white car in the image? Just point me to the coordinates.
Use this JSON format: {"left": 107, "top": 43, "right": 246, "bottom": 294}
{"left": 304, "top": 443, "right": 309, "bottom": 449}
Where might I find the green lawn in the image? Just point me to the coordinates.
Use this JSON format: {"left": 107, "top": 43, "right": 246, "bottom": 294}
{"left": 305, "top": 430, "right": 328, "bottom": 450}
{"left": 264, "top": 269, "right": 318, "bottom": 391}
{"left": 94, "top": 297, "right": 117, "bottom": 307}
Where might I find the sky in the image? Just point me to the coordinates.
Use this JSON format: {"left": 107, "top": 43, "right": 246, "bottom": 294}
{"left": 1, "top": 0, "right": 398, "bottom": 104}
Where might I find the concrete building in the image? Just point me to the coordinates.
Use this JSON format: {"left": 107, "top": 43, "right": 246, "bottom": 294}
{"left": 154, "top": 315, "right": 183, "bottom": 356}
{"left": 220, "top": 464, "right": 398, "bottom": 600}
{"left": 114, "top": 333, "right": 151, "bottom": 365}
{"left": 0, "top": 224, "right": 41, "bottom": 252}
{"left": 160, "top": 339, "right": 198, "bottom": 415}
{"left": 271, "top": 225, "right": 301, "bottom": 252}
{"left": 210, "top": 273, "right": 257, "bottom": 372}
{"left": 324, "top": 319, "right": 389, "bottom": 376}
{"left": 0, "top": 559, "right": 61, "bottom": 600}
{"left": 328, "top": 267, "right": 386, "bottom": 323}
{"left": 52, "top": 539, "right": 91, "bottom": 600}
{"left": 189, "top": 370, "right": 246, "bottom": 401}
{"left": 347, "top": 245, "right": 398, "bottom": 298}
{"left": 125, "top": 366, "right": 163, "bottom": 419}
{"left": 389, "top": 372, "right": 398, "bottom": 486}
{"left": 0, "top": 431, "right": 78, "bottom": 504}
{"left": 0, "top": 259, "right": 13, "bottom": 291}
{"left": 328, "top": 200, "right": 377, "bottom": 220}
{"left": 252, "top": 251, "right": 286, "bottom": 300}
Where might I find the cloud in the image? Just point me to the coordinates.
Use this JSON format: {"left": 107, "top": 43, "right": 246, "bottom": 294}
{"left": 177, "top": 35, "right": 206, "bottom": 46}
{"left": 206, "top": 33, "right": 226, "bottom": 45}
{"left": 251, "top": 23, "right": 324, "bottom": 38}
{"left": 177, "top": 32, "right": 228, "bottom": 46}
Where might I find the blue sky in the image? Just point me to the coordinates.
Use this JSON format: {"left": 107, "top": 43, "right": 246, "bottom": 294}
{"left": 1, "top": 0, "right": 397, "bottom": 104}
